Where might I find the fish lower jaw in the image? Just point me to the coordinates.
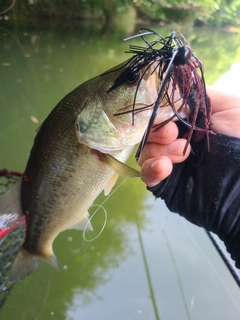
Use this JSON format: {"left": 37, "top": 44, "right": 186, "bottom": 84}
{"left": 83, "top": 127, "right": 149, "bottom": 153}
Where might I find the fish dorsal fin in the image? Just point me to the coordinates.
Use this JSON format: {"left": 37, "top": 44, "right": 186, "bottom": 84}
{"left": 0, "top": 179, "right": 24, "bottom": 229}
{"left": 68, "top": 212, "right": 93, "bottom": 231}
{"left": 104, "top": 173, "right": 119, "bottom": 196}
{"left": 99, "top": 153, "right": 143, "bottom": 178}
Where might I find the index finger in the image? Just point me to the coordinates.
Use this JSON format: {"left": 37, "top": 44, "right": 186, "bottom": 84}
{"left": 145, "top": 121, "right": 178, "bottom": 145}
{"left": 207, "top": 86, "right": 240, "bottom": 114}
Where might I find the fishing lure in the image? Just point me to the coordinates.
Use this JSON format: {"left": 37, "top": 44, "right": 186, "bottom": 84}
{"left": 106, "top": 28, "right": 212, "bottom": 160}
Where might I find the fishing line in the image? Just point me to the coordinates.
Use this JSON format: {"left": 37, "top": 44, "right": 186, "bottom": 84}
{"left": 206, "top": 231, "right": 240, "bottom": 288}
{"left": 135, "top": 212, "right": 161, "bottom": 320}
{"left": 33, "top": 276, "right": 52, "bottom": 319}
{"left": 162, "top": 229, "right": 191, "bottom": 320}
{"left": 83, "top": 204, "right": 107, "bottom": 242}
{"left": 83, "top": 178, "right": 128, "bottom": 242}
{"left": 181, "top": 218, "right": 240, "bottom": 311}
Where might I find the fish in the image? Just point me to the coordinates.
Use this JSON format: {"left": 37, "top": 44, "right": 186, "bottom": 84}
{"left": 0, "top": 56, "right": 186, "bottom": 282}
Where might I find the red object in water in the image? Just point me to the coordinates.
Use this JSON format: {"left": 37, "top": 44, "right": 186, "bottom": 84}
{"left": 0, "top": 216, "right": 26, "bottom": 239}
{"left": 0, "top": 169, "right": 25, "bottom": 239}
{"left": 0, "top": 169, "right": 22, "bottom": 177}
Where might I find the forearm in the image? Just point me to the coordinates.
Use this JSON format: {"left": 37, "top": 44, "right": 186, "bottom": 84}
{"left": 148, "top": 132, "right": 240, "bottom": 267}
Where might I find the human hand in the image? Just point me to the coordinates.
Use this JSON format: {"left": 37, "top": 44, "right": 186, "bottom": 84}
{"left": 139, "top": 87, "right": 240, "bottom": 187}
{"left": 138, "top": 86, "right": 240, "bottom": 267}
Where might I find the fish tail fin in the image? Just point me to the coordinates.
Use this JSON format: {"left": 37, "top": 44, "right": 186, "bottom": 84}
{"left": 8, "top": 248, "right": 39, "bottom": 283}
{"left": 8, "top": 249, "right": 60, "bottom": 283}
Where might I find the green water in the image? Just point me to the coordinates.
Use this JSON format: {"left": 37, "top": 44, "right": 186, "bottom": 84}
{"left": 1, "top": 22, "right": 240, "bottom": 320}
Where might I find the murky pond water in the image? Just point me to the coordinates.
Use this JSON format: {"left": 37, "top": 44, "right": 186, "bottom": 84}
{"left": 1, "top": 22, "right": 240, "bottom": 320}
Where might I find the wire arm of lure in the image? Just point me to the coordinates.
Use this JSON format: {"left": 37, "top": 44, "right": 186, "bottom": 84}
{"left": 124, "top": 28, "right": 166, "bottom": 44}
{"left": 136, "top": 50, "right": 178, "bottom": 160}
{"left": 124, "top": 31, "right": 156, "bottom": 42}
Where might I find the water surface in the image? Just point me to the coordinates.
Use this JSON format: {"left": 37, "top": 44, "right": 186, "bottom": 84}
{"left": 1, "top": 22, "right": 240, "bottom": 319}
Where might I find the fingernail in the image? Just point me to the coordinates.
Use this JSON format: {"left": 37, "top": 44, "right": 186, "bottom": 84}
{"left": 150, "top": 159, "right": 161, "bottom": 172}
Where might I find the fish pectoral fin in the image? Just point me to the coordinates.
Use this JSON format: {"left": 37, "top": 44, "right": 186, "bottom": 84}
{"left": 0, "top": 179, "right": 24, "bottom": 229}
{"left": 104, "top": 173, "right": 119, "bottom": 196}
{"left": 68, "top": 213, "right": 93, "bottom": 231}
{"left": 99, "top": 153, "right": 143, "bottom": 178}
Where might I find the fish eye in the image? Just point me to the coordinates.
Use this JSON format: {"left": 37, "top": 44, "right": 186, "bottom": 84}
{"left": 106, "top": 64, "right": 142, "bottom": 92}
{"left": 125, "top": 71, "right": 140, "bottom": 85}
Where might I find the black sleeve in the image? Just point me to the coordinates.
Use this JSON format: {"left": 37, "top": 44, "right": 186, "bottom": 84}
{"left": 148, "top": 130, "right": 240, "bottom": 268}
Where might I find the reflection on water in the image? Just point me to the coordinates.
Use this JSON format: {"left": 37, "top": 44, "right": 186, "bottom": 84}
{"left": 1, "top": 22, "right": 240, "bottom": 319}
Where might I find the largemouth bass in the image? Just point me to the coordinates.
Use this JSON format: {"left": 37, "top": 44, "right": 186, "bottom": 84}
{"left": 0, "top": 57, "right": 184, "bottom": 282}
